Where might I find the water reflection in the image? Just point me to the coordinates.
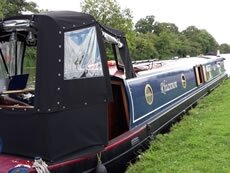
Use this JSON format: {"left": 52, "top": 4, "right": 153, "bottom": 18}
{"left": 24, "top": 67, "right": 36, "bottom": 88}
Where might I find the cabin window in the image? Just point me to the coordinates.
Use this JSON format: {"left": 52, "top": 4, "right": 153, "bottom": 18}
{"left": 206, "top": 65, "right": 212, "bottom": 81}
{"left": 0, "top": 41, "right": 24, "bottom": 78}
{"left": 0, "top": 19, "right": 37, "bottom": 109}
{"left": 64, "top": 26, "right": 104, "bottom": 80}
{"left": 105, "top": 43, "right": 124, "bottom": 70}
{"left": 0, "top": 30, "right": 36, "bottom": 109}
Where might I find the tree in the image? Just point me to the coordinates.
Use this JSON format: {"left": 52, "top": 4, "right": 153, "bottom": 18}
{"left": 147, "top": 22, "right": 181, "bottom": 59}
{"left": 182, "top": 26, "right": 199, "bottom": 37}
{"left": 0, "top": 2, "right": 4, "bottom": 19}
{"left": 177, "top": 34, "right": 201, "bottom": 57}
{"left": 153, "top": 22, "right": 179, "bottom": 35}
{"left": 197, "top": 30, "right": 218, "bottom": 54}
{"left": 155, "top": 31, "right": 181, "bottom": 59}
{"left": 81, "top": 0, "right": 133, "bottom": 34}
{"left": 0, "top": 0, "right": 39, "bottom": 18}
{"left": 219, "top": 43, "right": 230, "bottom": 53}
{"left": 81, "top": 0, "right": 135, "bottom": 59}
{"left": 135, "top": 15, "right": 155, "bottom": 34}
{"left": 182, "top": 26, "right": 218, "bottom": 55}
{"left": 131, "top": 33, "right": 159, "bottom": 60}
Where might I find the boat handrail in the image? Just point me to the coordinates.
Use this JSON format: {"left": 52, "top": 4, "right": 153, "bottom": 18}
{"left": 132, "top": 59, "right": 158, "bottom": 64}
{"left": 2, "top": 88, "right": 34, "bottom": 94}
{"left": 0, "top": 104, "right": 34, "bottom": 109}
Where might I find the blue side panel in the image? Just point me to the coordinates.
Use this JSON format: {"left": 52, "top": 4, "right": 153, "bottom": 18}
{"left": 124, "top": 67, "right": 197, "bottom": 128}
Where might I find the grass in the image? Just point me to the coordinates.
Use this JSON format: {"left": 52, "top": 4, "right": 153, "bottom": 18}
{"left": 126, "top": 78, "right": 230, "bottom": 173}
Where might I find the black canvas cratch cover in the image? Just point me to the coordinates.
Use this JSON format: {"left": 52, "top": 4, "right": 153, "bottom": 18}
{"left": 0, "top": 104, "right": 107, "bottom": 161}
{"left": 0, "top": 11, "right": 130, "bottom": 161}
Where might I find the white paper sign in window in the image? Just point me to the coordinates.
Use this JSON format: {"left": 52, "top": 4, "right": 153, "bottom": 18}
{"left": 64, "top": 26, "right": 104, "bottom": 80}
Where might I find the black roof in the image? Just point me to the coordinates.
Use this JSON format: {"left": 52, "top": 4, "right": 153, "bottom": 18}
{"left": 39, "top": 11, "right": 96, "bottom": 30}
{"left": 43, "top": 11, "right": 125, "bottom": 37}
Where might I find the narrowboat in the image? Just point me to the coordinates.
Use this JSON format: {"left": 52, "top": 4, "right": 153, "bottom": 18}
{"left": 0, "top": 11, "right": 227, "bottom": 173}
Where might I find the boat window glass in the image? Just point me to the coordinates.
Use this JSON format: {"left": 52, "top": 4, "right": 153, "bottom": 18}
{"left": 0, "top": 41, "right": 24, "bottom": 77}
{"left": 0, "top": 48, "right": 8, "bottom": 79}
{"left": 64, "top": 26, "right": 104, "bottom": 80}
{"left": 23, "top": 47, "right": 36, "bottom": 89}
{"left": 104, "top": 43, "right": 114, "bottom": 60}
{"left": 115, "top": 45, "right": 124, "bottom": 67}
{"left": 0, "top": 34, "right": 36, "bottom": 108}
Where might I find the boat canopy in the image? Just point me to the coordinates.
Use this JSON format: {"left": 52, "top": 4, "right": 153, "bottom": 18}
{"left": 0, "top": 11, "right": 136, "bottom": 161}
{"left": 0, "top": 11, "right": 134, "bottom": 112}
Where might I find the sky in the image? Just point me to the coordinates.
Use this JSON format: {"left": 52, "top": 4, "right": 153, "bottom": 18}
{"left": 29, "top": 0, "right": 230, "bottom": 44}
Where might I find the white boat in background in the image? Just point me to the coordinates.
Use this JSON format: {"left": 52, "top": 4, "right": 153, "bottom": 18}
{"left": 221, "top": 54, "right": 230, "bottom": 76}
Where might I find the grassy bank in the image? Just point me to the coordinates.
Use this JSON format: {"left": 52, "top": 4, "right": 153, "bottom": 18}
{"left": 126, "top": 79, "right": 230, "bottom": 173}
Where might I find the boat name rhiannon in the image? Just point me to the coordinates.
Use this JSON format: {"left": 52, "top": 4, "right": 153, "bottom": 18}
{"left": 160, "top": 80, "right": 178, "bottom": 94}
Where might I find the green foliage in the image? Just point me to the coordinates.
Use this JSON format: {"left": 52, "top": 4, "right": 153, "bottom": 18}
{"left": 182, "top": 26, "right": 218, "bottom": 54}
{"left": 81, "top": 0, "right": 210, "bottom": 60}
{"left": 153, "top": 22, "right": 179, "bottom": 35}
{"left": 24, "top": 47, "right": 36, "bottom": 68}
{"left": 182, "top": 25, "right": 199, "bottom": 37}
{"left": 0, "top": 0, "right": 39, "bottom": 18}
{"left": 132, "top": 21, "right": 220, "bottom": 60}
{"left": 81, "top": 0, "right": 136, "bottom": 59}
{"left": 127, "top": 79, "right": 230, "bottom": 173}
{"left": 219, "top": 43, "right": 230, "bottom": 53}
{"left": 0, "top": 2, "right": 4, "bottom": 19}
{"left": 180, "top": 32, "right": 203, "bottom": 56}
{"left": 135, "top": 15, "right": 155, "bottom": 34}
{"left": 198, "top": 30, "right": 218, "bottom": 53}
{"left": 80, "top": 0, "right": 221, "bottom": 61}
{"left": 176, "top": 34, "right": 196, "bottom": 57}
{"left": 131, "top": 33, "right": 159, "bottom": 60}
{"left": 81, "top": 0, "right": 133, "bottom": 34}
{"left": 155, "top": 31, "right": 181, "bottom": 59}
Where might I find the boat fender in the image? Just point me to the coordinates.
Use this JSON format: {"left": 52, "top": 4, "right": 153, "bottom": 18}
{"left": 32, "top": 157, "right": 50, "bottom": 173}
{"left": 95, "top": 153, "right": 107, "bottom": 173}
{"left": 8, "top": 166, "right": 29, "bottom": 173}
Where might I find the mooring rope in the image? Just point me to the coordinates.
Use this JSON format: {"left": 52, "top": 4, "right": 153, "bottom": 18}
{"left": 32, "top": 157, "right": 50, "bottom": 173}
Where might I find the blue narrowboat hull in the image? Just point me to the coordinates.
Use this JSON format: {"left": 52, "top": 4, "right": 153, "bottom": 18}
{"left": 124, "top": 59, "right": 225, "bottom": 129}
{"left": 94, "top": 72, "right": 227, "bottom": 173}
{"left": 0, "top": 67, "right": 227, "bottom": 173}
{"left": 125, "top": 66, "right": 197, "bottom": 128}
